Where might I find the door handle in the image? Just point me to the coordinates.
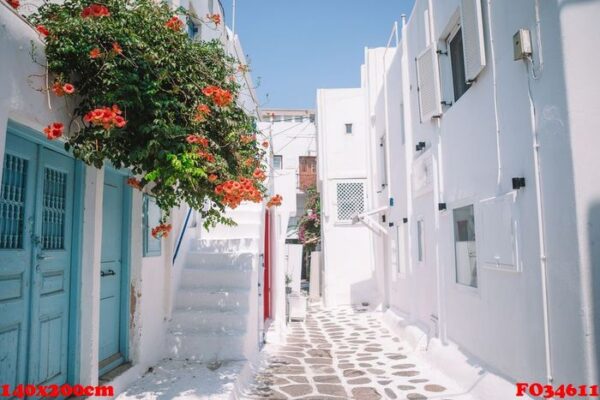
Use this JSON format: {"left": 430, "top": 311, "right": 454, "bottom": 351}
{"left": 37, "top": 253, "right": 52, "bottom": 260}
{"left": 101, "top": 269, "right": 116, "bottom": 277}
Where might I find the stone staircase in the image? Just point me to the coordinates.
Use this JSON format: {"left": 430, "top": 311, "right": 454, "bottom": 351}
{"left": 167, "top": 203, "right": 263, "bottom": 363}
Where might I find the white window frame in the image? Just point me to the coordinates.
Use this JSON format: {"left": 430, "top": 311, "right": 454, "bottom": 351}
{"left": 416, "top": 218, "right": 425, "bottom": 264}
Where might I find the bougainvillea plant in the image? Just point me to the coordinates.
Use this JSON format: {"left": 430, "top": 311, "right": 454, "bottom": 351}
{"left": 26, "top": 0, "right": 281, "bottom": 232}
{"left": 298, "top": 187, "right": 320, "bottom": 251}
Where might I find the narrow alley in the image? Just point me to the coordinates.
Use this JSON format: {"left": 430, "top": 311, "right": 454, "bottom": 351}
{"left": 241, "top": 305, "right": 469, "bottom": 400}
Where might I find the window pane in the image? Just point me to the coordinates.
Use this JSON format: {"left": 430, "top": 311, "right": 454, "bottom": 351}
{"left": 143, "top": 195, "right": 162, "bottom": 257}
{"left": 273, "top": 155, "right": 283, "bottom": 170}
{"left": 450, "top": 28, "right": 469, "bottom": 101}
{"left": 345, "top": 123, "right": 353, "bottom": 134}
{"left": 417, "top": 220, "right": 424, "bottom": 262}
{"left": 453, "top": 205, "right": 477, "bottom": 287}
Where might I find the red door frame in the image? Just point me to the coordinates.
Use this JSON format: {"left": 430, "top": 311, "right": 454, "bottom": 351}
{"left": 263, "top": 209, "right": 271, "bottom": 321}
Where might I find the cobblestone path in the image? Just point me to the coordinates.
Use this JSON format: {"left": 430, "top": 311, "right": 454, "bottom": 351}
{"left": 243, "top": 305, "right": 472, "bottom": 400}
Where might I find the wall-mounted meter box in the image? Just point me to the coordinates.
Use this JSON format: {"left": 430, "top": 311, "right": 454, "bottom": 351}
{"left": 513, "top": 29, "right": 533, "bottom": 60}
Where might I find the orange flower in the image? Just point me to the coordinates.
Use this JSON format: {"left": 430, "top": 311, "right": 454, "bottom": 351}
{"left": 206, "top": 13, "right": 221, "bottom": 25}
{"left": 202, "top": 85, "right": 218, "bottom": 97}
{"left": 198, "top": 151, "right": 215, "bottom": 163}
{"left": 267, "top": 194, "right": 283, "bottom": 208}
{"left": 81, "top": 4, "right": 110, "bottom": 18}
{"left": 237, "top": 64, "right": 249, "bottom": 73}
{"left": 36, "top": 25, "right": 49, "bottom": 36}
{"left": 202, "top": 86, "right": 233, "bottom": 107}
{"left": 165, "top": 16, "right": 183, "bottom": 31}
{"left": 208, "top": 174, "right": 218, "bottom": 183}
{"left": 52, "top": 82, "right": 64, "bottom": 96}
{"left": 262, "top": 141, "right": 269, "bottom": 148}
{"left": 151, "top": 223, "right": 172, "bottom": 238}
{"left": 84, "top": 105, "right": 127, "bottom": 130}
{"left": 193, "top": 104, "right": 211, "bottom": 122}
{"left": 240, "top": 134, "right": 254, "bottom": 144}
{"left": 89, "top": 48, "right": 101, "bottom": 59}
{"left": 126, "top": 177, "right": 143, "bottom": 190}
{"left": 62, "top": 83, "right": 75, "bottom": 94}
{"left": 43, "top": 122, "right": 64, "bottom": 140}
{"left": 253, "top": 168, "right": 266, "bottom": 181}
{"left": 8, "top": 0, "right": 19, "bottom": 9}
{"left": 112, "top": 42, "right": 122, "bottom": 55}
{"left": 186, "top": 134, "right": 209, "bottom": 147}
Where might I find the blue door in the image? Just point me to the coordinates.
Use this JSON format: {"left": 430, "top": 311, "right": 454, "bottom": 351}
{"left": 0, "top": 132, "right": 76, "bottom": 393}
{"left": 99, "top": 170, "right": 128, "bottom": 375}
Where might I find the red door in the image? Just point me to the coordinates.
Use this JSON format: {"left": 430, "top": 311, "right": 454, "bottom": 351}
{"left": 263, "top": 209, "right": 271, "bottom": 321}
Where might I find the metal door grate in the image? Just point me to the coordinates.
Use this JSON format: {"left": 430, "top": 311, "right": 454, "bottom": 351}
{"left": 42, "top": 168, "right": 67, "bottom": 250}
{"left": 0, "top": 154, "right": 28, "bottom": 249}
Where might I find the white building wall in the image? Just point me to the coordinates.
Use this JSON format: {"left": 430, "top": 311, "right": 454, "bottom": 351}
{"left": 0, "top": 0, "right": 260, "bottom": 391}
{"left": 320, "top": 0, "right": 600, "bottom": 388}
{"left": 317, "top": 88, "right": 379, "bottom": 308}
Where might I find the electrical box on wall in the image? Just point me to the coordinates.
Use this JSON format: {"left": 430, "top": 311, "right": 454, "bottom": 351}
{"left": 513, "top": 29, "right": 533, "bottom": 60}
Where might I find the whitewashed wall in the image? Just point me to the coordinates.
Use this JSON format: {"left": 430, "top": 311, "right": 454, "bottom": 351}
{"left": 316, "top": 88, "right": 380, "bottom": 308}
{"left": 319, "top": 0, "right": 600, "bottom": 389}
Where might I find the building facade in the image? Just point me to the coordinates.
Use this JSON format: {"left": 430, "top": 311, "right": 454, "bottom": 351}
{"left": 0, "top": 0, "right": 261, "bottom": 395}
{"left": 317, "top": 0, "right": 600, "bottom": 393}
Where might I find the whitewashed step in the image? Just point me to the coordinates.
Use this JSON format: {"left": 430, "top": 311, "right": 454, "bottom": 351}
{"left": 167, "top": 331, "right": 246, "bottom": 362}
{"left": 185, "top": 251, "right": 255, "bottom": 270}
{"left": 193, "top": 238, "right": 260, "bottom": 253}
{"left": 175, "top": 287, "right": 249, "bottom": 311}
{"left": 170, "top": 309, "right": 247, "bottom": 332}
{"left": 179, "top": 267, "right": 252, "bottom": 289}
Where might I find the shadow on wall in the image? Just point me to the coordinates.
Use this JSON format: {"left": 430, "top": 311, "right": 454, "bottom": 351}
{"left": 590, "top": 202, "right": 600, "bottom": 381}
{"left": 350, "top": 277, "right": 381, "bottom": 309}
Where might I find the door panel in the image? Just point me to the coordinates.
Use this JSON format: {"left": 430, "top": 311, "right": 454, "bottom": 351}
{"left": 29, "top": 148, "right": 74, "bottom": 385}
{"left": 0, "top": 132, "right": 76, "bottom": 393}
{"left": 0, "top": 135, "right": 37, "bottom": 390}
{"left": 99, "top": 170, "right": 124, "bottom": 370}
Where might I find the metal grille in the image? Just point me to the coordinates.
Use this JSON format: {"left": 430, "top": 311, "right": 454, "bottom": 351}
{"left": 336, "top": 182, "right": 365, "bottom": 221}
{"left": 0, "top": 154, "right": 28, "bottom": 249}
{"left": 42, "top": 168, "right": 67, "bottom": 250}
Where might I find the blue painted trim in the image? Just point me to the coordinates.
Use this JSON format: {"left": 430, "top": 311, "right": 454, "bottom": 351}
{"left": 103, "top": 166, "right": 132, "bottom": 369}
{"left": 172, "top": 207, "right": 192, "bottom": 265}
{"left": 6, "top": 120, "right": 86, "bottom": 386}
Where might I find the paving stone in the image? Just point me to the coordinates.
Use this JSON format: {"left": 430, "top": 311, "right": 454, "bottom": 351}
{"left": 392, "top": 363, "right": 416, "bottom": 369}
{"left": 351, "top": 387, "right": 382, "bottom": 400}
{"left": 305, "top": 357, "right": 333, "bottom": 365}
{"left": 393, "top": 370, "right": 420, "bottom": 377}
{"left": 313, "top": 375, "right": 341, "bottom": 383}
{"left": 343, "top": 369, "right": 366, "bottom": 378}
{"left": 279, "top": 384, "right": 313, "bottom": 397}
{"left": 409, "top": 379, "right": 429, "bottom": 383}
{"left": 398, "top": 385, "right": 416, "bottom": 390}
{"left": 385, "top": 388, "right": 398, "bottom": 399}
{"left": 347, "top": 377, "right": 372, "bottom": 384}
{"left": 378, "top": 380, "right": 392, "bottom": 385}
{"left": 287, "top": 375, "right": 309, "bottom": 383}
{"left": 338, "top": 363, "right": 354, "bottom": 369}
{"left": 406, "top": 394, "right": 427, "bottom": 400}
{"left": 307, "top": 349, "right": 331, "bottom": 358}
{"left": 316, "top": 384, "right": 347, "bottom": 397}
{"left": 358, "top": 363, "right": 372, "bottom": 368}
{"left": 424, "top": 384, "right": 447, "bottom": 392}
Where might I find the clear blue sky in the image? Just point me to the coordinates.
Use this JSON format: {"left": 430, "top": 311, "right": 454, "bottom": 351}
{"left": 219, "top": 0, "right": 415, "bottom": 110}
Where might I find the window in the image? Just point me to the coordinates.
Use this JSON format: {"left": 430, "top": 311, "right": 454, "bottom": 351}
{"left": 187, "top": 19, "right": 200, "bottom": 40}
{"left": 309, "top": 114, "right": 315, "bottom": 123}
{"left": 273, "top": 155, "right": 283, "bottom": 170}
{"left": 453, "top": 205, "right": 477, "bottom": 287}
{"left": 417, "top": 219, "right": 425, "bottom": 262}
{"left": 143, "top": 195, "right": 162, "bottom": 257}
{"left": 448, "top": 27, "right": 469, "bottom": 102}
{"left": 396, "top": 224, "right": 408, "bottom": 277}
{"left": 336, "top": 181, "right": 365, "bottom": 221}
{"left": 294, "top": 116, "right": 304, "bottom": 123}
{"left": 345, "top": 123, "right": 353, "bottom": 134}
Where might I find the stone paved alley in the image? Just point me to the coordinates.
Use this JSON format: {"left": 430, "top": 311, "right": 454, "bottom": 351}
{"left": 242, "top": 305, "right": 476, "bottom": 400}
